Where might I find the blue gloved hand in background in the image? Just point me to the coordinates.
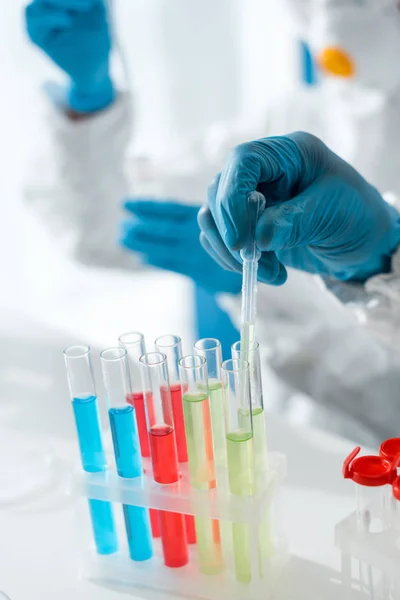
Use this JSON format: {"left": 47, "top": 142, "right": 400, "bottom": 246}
{"left": 199, "top": 132, "right": 400, "bottom": 285}
{"left": 25, "top": 0, "right": 114, "bottom": 112}
{"left": 121, "top": 200, "right": 242, "bottom": 295}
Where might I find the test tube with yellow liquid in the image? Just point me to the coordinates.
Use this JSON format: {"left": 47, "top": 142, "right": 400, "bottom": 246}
{"left": 178, "top": 355, "right": 224, "bottom": 576}
{"left": 222, "top": 358, "right": 255, "bottom": 584}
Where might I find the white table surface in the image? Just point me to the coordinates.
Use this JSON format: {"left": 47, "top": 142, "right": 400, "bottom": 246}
{"left": 0, "top": 299, "right": 363, "bottom": 600}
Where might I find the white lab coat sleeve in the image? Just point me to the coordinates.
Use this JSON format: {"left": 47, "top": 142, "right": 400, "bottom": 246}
{"left": 24, "top": 92, "right": 138, "bottom": 270}
{"left": 218, "top": 267, "right": 400, "bottom": 442}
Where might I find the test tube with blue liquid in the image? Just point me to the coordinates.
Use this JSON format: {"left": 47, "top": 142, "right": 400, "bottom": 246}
{"left": 63, "top": 345, "right": 118, "bottom": 555}
{"left": 100, "top": 347, "right": 153, "bottom": 561}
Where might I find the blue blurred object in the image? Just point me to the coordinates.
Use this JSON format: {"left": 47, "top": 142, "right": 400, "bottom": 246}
{"left": 299, "top": 40, "right": 317, "bottom": 86}
{"left": 199, "top": 132, "right": 400, "bottom": 285}
{"left": 194, "top": 285, "right": 238, "bottom": 361}
{"left": 25, "top": 0, "right": 114, "bottom": 112}
{"left": 122, "top": 200, "right": 242, "bottom": 295}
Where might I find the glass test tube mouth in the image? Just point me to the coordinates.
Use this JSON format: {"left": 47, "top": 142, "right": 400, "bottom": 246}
{"left": 231, "top": 340, "right": 259, "bottom": 354}
{"left": 179, "top": 355, "right": 206, "bottom": 370}
{"left": 194, "top": 338, "right": 221, "bottom": 352}
{"left": 63, "top": 344, "right": 90, "bottom": 359}
{"left": 139, "top": 352, "right": 167, "bottom": 367}
{"left": 154, "top": 334, "right": 181, "bottom": 348}
{"left": 118, "top": 331, "right": 144, "bottom": 346}
{"left": 100, "top": 347, "right": 127, "bottom": 362}
{"left": 222, "top": 358, "right": 248, "bottom": 373}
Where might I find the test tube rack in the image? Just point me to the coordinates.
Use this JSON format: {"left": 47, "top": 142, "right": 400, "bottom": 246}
{"left": 335, "top": 506, "right": 400, "bottom": 595}
{"left": 70, "top": 452, "right": 288, "bottom": 600}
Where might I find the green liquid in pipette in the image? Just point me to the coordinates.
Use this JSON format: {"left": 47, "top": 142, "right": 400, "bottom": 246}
{"left": 239, "top": 406, "right": 268, "bottom": 473}
{"left": 207, "top": 380, "right": 227, "bottom": 469}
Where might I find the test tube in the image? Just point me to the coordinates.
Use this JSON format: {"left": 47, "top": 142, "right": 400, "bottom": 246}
{"left": 139, "top": 352, "right": 188, "bottom": 568}
{"left": 343, "top": 447, "right": 394, "bottom": 533}
{"left": 231, "top": 341, "right": 268, "bottom": 474}
{"left": 179, "top": 355, "right": 223, "bottom": 576}
{"left": 232, "top": 341, "right": 272, "bottom": 571}
{"left": 222, "top": 358, "right": 255, "bottom": 584}
{"left": 392, "top": 477, "right": 400, "bottom": 539}
{"left": 118, "top": 332, "right": 151, "bottom": 457}
{"left": 154, "top": 335, "right": 196, "bottom": 544}
{"left": 63, "top": 345, "right": 118, "bottom": 555}
{"left": 100, "top": 347, "right": 153, "bottom": 561}
{"left": 118, "top": 332, "right": 160, "bottom": 538}
{"left": 379, "top": 438, "right": 400, "bottom": 528}
{"left": 194, "top": 339, "right": 226, "bottom": 470}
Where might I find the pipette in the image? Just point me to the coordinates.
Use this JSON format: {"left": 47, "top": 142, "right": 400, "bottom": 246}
{"left": 239, "top": 191, "right": 266, "bottom": 367}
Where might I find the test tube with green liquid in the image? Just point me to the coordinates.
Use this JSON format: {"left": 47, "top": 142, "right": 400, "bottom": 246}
{"left": 232, "top": 341, "right": 273, "bottom": 573}
{"left": 222, "top": 358, "right": 255, "bottom": 584}
{"left": 178, "top": 355, "right": 224, "bottom": 576}
{"left": 194, "top": 339, "right": 226, "bottom": 470}
{"left": 231, "top": 341, "right": 268, "bottom": 474}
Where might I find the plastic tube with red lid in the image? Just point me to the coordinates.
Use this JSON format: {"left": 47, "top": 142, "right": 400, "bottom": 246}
{"left": 343, "top": 446, "right": 397, "bottom": 533}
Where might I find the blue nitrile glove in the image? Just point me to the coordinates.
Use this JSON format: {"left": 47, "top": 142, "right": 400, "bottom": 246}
{"left": 121, "top": 200, "right": 242, "bottom": 295}
{"left": 198, "top": 132, "right": 400, "bottom": 285}
{"left": 25, "top": 0, "right": 114, "bottom": 112}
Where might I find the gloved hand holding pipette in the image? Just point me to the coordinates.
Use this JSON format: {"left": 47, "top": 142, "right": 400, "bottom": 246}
{"left": 199, "top": 132, "right": 400, "bottom": 285}
{"left": 121, "top": 200, "right": 242, "bottom": 295}
{"left": 25, "top": 0, "right": 114, "bottom": 113}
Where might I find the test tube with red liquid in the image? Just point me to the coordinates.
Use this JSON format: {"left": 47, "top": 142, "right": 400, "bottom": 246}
{"left": 119, "top": 331, "right": 160, "bottom": 539}
{"left": 154, "top": 335, "right": 196, "bottom": 544}
{"left": 139, "top": 352, "right": 189, "bottom": 568}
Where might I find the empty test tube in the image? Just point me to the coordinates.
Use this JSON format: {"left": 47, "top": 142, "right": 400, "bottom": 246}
{"left": 194, "top": 338, "right": 226, "bottom": 470}
{"left": 179, "top": 355, "right": 224, "bottom": 576}
{"left": 139, "top": 352, "right": 188, "bottom": 568}
{"left": 100, "top": 347, "right": 153, "bottom": 561}
{"left": 119, "top": 331, "right": 160, "bottom": 539}
{"left": 155, "top": 335, "right": 196, "bottom": 544}
{"left": 222, "top": 358, "right": 255, "bottom": 584}
{"left": 63, "top": 345, "right": 118, "bottom": 555}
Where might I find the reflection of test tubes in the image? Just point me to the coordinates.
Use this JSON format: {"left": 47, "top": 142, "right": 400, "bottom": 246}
{"left": 179, "top": 355, "right": 224, "bottom": 575}
{"left": 194, "top": 339, "right": 226, "bottom": 470}
{"left": 118, "top": 332, "right": 160, "bottom": 539}
{"left": 343, "top": 447, "right": 394, "bottom": 533}
{"left": 63, "top": 345, "right": 118, "bottom": 555}
{"left": 139, "top": 352, "right": 189, "bottom": 568}
{"left": 100, "top": 348, "right": 153, "bottom": 561}
{"left": 222, "top": 358, "right": 255, "bottom": 584}
{"left": 154, "top": 335, "right": 196, "bottom": 544}
{"left": 232, "top": 341, "right": 267, "bottom": 474}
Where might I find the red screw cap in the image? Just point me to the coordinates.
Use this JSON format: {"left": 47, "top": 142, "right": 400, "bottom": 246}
{"left": 343, "top": 446, "right": 395, "bottom": 487}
